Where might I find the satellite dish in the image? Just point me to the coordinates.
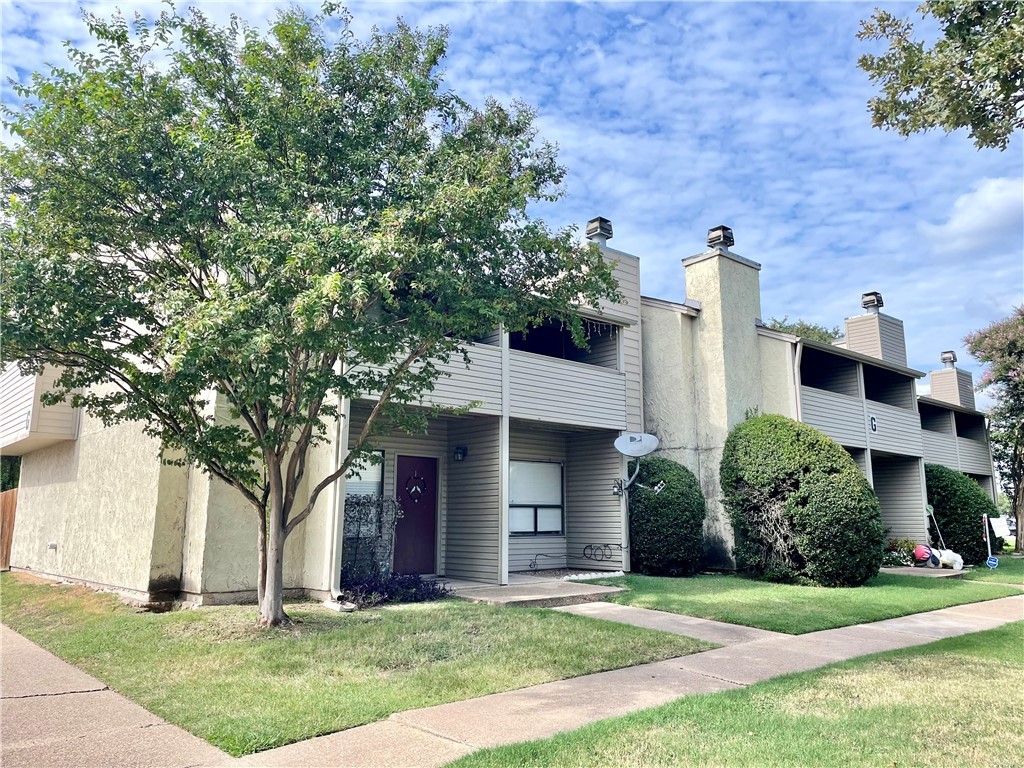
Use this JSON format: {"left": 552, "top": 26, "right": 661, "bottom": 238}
{"left": 614, "top": 433, "right": 659, "bottom": 458}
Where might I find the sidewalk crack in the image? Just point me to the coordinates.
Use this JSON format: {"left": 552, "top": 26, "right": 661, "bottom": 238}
{"left": 2, "top": 686, "right": 108, "bottom": 700}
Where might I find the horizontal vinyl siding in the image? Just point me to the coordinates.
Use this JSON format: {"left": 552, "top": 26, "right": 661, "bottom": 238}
{"left": 845, "top": 316, "right": 882, "bottom": 360}
{"left": 800, "top": 350, "right": 860, "bottom": 397}
{"left": 845, "top": 447, "right": 869, "bottom": 477}
{"left": 878, "top": 315, "right": 907, "bottom": 367}
{"left": 865, "top": 401, "right": 923, "bottom": 456}
{"left": 30, "top": 368, "right": 78, "bottom": 437}
{"left": 957, "top": 438, "right": 993, "bottom": 475}
{"left": 0, "top": 364, "right": 35, "bottom": 445}
{"left": 565, "top": 431, "right": 624, "bottom": 571}
{"left": 922, "top": 432, "right": 959, "bottom": 469}
{"left": 582, "top": 331, "right": 619, "bottom": 369}
{"left": 509, "top": 350, "right": 627, "bottom": 430}
{"left": 347, "top": 403, "right": 449, "bottom": 572}
{"left": 623, "top": 324, "right": 643, "bottom": 432}
{"left": 871, "top": 455, "right": 927, "bottom": 540}
{"left": 596, "top": 248, "right": 641, "bottom": 324}
{"left": 421, "top": 345, "right": 502, "bottom": 415}
{"left": 445, "top": 417, "right": 501, "bottom": 583}
{"left": 508, "top": 426, "right": 568, "bottom": 571}
{"left": 800, "top": 387, "right": 867, "bottom": 448}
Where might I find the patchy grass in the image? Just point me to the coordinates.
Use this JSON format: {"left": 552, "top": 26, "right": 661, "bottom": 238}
{"left": 0, "top": 573, "right": 710, "bottom": 756}
{"left": 450, "top": 621, "right": 1024, "bottom": 768}
{"left": 588, "top": 573, "right": 1020, "bottom": 634}
{"left": 963, "top": 554, "right": 1024, "bottom": 584}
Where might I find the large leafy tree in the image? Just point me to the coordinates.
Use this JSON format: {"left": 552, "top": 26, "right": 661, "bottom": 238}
{"left": 0, "top": 4, "right": 617, "bottom": 625}
{"left": 857, "top": 1, "right": 1024, "bottom": 150}
{"left": 965, "top": 307, "right": 1024, "bottom": 553}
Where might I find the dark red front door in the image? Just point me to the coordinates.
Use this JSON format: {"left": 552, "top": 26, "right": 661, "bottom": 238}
{"left": 394, "top": 455, "right": 438, "bottom": 574}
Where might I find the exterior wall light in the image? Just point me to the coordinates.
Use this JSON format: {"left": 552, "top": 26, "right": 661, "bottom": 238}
{"left": 453, "top": 446, "right": 468, "bottom": 462}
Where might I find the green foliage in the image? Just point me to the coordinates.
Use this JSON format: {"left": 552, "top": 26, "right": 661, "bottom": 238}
{"left": 966, "top": 307, "right": 1024, "bottom": 553}
{"left": 627, "top": 457, "right": 706, "bottom": 577}
{"left": 0, "top": 457, "right": 20, "bottom": 492}
{"left": 858, "top": 2, "right": 1024, "bottom": 149}
{"left": 882, "top": 538, "right": 917, "bottom": 567}
{"left": 924, "top": 464, "right": 998, "bottom": 565}
{"left": 338, "top": 567, "right": 451, "bottom": 607}
{"left": 720, "top": 414, "right": 884, "bottom": 587}
{"left": 0, "top": 6, "right": 617, "bottom": 622}
{"left": 765, "top": 316, "right": 842, "bottom": 343}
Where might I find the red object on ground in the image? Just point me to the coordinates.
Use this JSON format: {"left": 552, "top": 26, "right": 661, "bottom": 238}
{"left": 913, "top": 545, "right": 932, "bottom": 562}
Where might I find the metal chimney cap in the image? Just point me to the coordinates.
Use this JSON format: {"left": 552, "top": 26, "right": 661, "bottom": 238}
{"left": 586, "top": 216, "right": 613, "bottom": 241}
{"left": 940, "top": 350, "right": 957, "bottom": 367}
{"left": 707, "top": 225, "right": 734, "bottom": 249}
{"left": 861, "top": 291, "right": 884, "bottom": 311}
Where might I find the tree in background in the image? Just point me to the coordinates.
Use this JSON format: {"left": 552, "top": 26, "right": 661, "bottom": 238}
{"left": 765, "top": 317, "right": 842, "bottom": 344}
{"left": 858, "top": 2, "right": 1024, "bottom": 150}
{"left": 966, "top": 307, "right": 1024, "bottom": 553}
{"left": 0, "top": 457, "right": 20, "bottom": 492}
{"left": 1, "top": 5, "right": 617, "bottom": 625}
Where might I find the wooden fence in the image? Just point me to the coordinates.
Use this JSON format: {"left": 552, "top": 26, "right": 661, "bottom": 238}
{"left": 1, "top": 488, "right": 17, "bottom": 570}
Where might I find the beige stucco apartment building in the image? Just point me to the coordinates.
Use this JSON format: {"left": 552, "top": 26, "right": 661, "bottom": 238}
{"left": 641, "top": 227, "right": 996, "bottom": 565}
{"left": 1, "top": 222, "right": 996, "bottom": 601}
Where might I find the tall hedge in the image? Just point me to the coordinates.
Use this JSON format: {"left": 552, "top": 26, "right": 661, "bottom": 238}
{"left": 720, "top": 414, "right": 884, "bottom": 587}
{"left": 924, "top": 464, "right": 998, "bottom": 565}
{"left": 628, "top": 457, "right": 706, "bottom": 576}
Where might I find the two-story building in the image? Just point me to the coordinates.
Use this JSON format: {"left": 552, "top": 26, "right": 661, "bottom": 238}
{"left": 642, "top": 227, "right": 995, "bottom": 564}
{"left": 2, "top": 220, "right": 996, "bottom": 600}
{"left": 1, "top": 219, "right": 643, "bottom": 603}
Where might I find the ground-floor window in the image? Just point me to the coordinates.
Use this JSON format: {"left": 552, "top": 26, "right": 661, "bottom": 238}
{"left": 346, "top": 450, "right": 384, "bottom": 497}
{"left": 509, "top": 460, "right": 563, "bottom": 536}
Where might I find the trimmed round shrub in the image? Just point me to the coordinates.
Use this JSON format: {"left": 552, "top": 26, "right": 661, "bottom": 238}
{"left": 924, "top": 464, "right": 999, "bottom": 565}
{"left": 720, "top": 414, "right": 884, "bottom": 587}
{"left": 628, "top": 456, "right": 706, "bottom": 576}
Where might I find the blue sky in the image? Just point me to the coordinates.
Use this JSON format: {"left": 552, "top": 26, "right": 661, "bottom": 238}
{"left": 3, "top": 1, "right": 1022, "bottom": 403}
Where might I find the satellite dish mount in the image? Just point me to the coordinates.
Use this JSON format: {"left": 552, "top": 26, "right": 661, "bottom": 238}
{"left": 612, "top": 433, "right": 660, "bottom": 494}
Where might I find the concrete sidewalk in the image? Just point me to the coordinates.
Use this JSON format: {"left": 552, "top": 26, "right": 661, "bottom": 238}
{"left": 0, "top": 626, "right": 233, "bottom": 768}
{"left": 237, "top": 594, "right": 1023, "bottom": 768}
{"left": 3, "top": 595, "right": 1022, "bottom": 768}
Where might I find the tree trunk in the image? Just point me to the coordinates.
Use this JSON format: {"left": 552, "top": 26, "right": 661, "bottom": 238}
{"left": 258, "top": 468, "right": 290, "bottom": 627}
{"left": 1015, "top": 483, "right": 1023, "bottom": 555}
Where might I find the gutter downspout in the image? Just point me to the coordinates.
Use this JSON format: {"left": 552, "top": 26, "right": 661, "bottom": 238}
{"left": 793, "top": 339, "right": 804, "bottom": 421}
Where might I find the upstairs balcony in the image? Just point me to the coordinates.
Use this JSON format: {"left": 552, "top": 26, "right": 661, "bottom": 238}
{"left": 0, "top": 364, "right": 80, "bottom": 455}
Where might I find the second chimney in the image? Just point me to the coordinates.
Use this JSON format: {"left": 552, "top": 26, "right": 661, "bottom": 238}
{"left": 843, "top": 292, "right": 908, "bottom": 367}
{"left": 929, "top": 351, "right": 976, "bottom": 410}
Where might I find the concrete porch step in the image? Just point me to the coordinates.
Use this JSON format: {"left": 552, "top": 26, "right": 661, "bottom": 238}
{"left": 450, "top": 580, "right": 623, "bottom": 608}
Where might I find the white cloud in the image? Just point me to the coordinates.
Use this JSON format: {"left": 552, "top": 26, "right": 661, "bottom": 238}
{"left": 3, "top": 0, "right": 1021, "bottom": 406}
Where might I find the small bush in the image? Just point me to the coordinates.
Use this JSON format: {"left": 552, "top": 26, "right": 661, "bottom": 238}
{"left": 628, "top": 456, "right": 706, "bottom": 577}
{"left": 924, "top": 464, "right": 999, "bottom": 565}
{"left": 720, "top": 414, "right": 884, "bottom": 587}
{"left": 339, "top": 567, "right": 451, "bottom": 608}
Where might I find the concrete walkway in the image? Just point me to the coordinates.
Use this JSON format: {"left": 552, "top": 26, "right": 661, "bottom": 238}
{"left": 3, "top": 595, "right": 1022, "bottom": 768}
{"left": 0, "top": 626, "right": 233, "bottom": 768}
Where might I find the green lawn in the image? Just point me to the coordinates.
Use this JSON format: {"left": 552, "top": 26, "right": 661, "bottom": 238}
{"left": 0, "top": 573, "right": 711, "bottom": 756}
{"left": 963, "top": 553, "right": 1024, "bottom": 584}
{"left": 589, "top": 573, "right": 1020, "bottom": 634}
{"left": 449, "top": 621, "right": 1024, "bottom": 768}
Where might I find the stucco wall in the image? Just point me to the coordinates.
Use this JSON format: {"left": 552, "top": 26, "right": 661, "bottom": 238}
{"left": 680, "top": 249, "right": 764, "bottom": 567}
{"left": 640, "top": 302, "right": 701, "bottom": 479}
{"left": 10, "top": 414, "right": 178, "bottom": 595}
{"left": 758, "top": 334, "right": 797, "bottom": 419}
